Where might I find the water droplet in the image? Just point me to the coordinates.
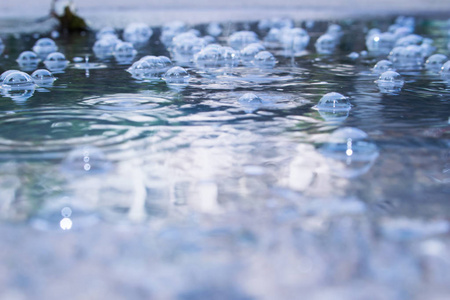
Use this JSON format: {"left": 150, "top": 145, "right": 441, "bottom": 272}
{"left": 316, "top": 92, "right": 351, "bottom": 111}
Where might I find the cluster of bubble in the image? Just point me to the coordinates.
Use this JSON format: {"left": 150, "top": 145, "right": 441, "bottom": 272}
{"left": 93, "top": 26, "right": 140, "bottom": 63}
{"left": 0, "top": 68, "right": 56, "bottom": 101}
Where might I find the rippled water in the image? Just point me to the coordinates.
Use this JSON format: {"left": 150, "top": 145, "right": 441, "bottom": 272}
{"left": 0, "top": 17, "right": 449, "bottom": 299}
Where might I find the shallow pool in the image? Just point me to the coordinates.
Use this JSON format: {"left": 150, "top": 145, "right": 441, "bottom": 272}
{"left": 0, "top": 16, "right": 449, "bottom": 299}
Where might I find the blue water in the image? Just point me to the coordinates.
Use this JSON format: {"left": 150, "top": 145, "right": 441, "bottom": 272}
{"left": 0, "top": 17, "right": 449, "bottom": 299}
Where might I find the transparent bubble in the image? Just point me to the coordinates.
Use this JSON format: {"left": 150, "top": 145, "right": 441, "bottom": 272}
{"left": 194, "top": 46, "right": 225, "bottom": 69}
{"left": 326, "top": 24, "right": 343, "bottom": 39}
{"left": 425, "top": 54, "right": 447, "bottom": 72}
{"left": 44, "top": 52, "right": 69, "bottom": 71}
{"left": 172, "top": 35, "right": 207, "bottom": 63}
{"left": 395, "top": 34, "right": 422, "bottom": 47}
{"left": 32, "top": 38, "right": 58, "bottom": 58}
{"left": 1, "top": 71, "right": 35, "bottom": 89}
{"left": 365, "top": 32, "right": 395, "bottom": 55}
{"left": 96, "top": 26, "right": 118, "bottom": 40}
{"left": 16, "top": 51, "right": 40, "bottom": 71}
{"left": 376, "top": 70, "right": 404, "bottom": 93}
{"left": 317, "top": 92, "right": 351, "bottom": 111}
{"left": 420, "top": 42, "right": 436, "bottom": 58}
{"left": 254, "top": 51, "right": 276, "bottom": 68}
{"left": 264, "top": 28, "right": 281, "bottom": 44}
{"left": 61, "top": 146, "right": 113, "bottom": 176}
{"left": 157, "top": 56, "right": 173, "bottom": 73}
{"left": 163, "top": 66, "right": 190, "bottom": 84}
{"left": 93, "top": 36, "right": 120, "bottom": 59}
{"left": 31, "top": 69, "right": 56, "bottom": 86}
{"left": 113, "top": 41, "right": 137, "bottom": 64}
{"left": 228, "top": 31, "right": 260, "bottom": 50}
{"left": 127, "top": 57, "right": 163, "bottom": 80}
{"left": 373, "top": 60, "right": 394, "bottom": 74}
{"left": 320, "top": 127, "right": 379, "bottom": 178}
{"left": 0, "top": 70, "right": 20, "bottom": 84}
{"left": 222, "top": 47, "right": 240, "bottom": 68}
{"left": 315, "top": 34, "right": 338, "bottom": 54}
{"left": 440, "top": 61, "right": 450, "bottom": 81}
{"left": 238, "top": 93, "right": 262, "bottom": 113}
{"left": 123, "top": 22, "right": 153, "bottom": 44}
{"left": 207, "top": 22, "right": 222, "bottom": 37}
{"left": 240, "top": 43, "right": 265, "bottom": 65}
{"left": 258, "top": 18, "right": 293, "bottom": 32}
{"left": 280, "top": 28, "right": 310, "bottom": 54}
{"left": 388, "top": 46, "right": 405, "bottom": 64}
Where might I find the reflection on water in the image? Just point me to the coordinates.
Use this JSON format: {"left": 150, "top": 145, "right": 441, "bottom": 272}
{"left": 0, "top": 16, "right": 449, "bottom": 300}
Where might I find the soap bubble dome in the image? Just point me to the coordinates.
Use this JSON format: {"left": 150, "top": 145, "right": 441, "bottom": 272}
{"left": 16, "top": 51, "right": 40, "bottom": 71}
{"left": 425, "top": 54, "right": 448, "bottom": 72}
{"left": 316, "top": 92, "right": 351, "bottom": 111}
{"left": 238, "top": 93, "right": 263, "bottom": 113}
{"left": 320, "top": 127, "right": 379, "bottom": 178}
{"left": 1, "top": 71, "right": 35, "bottom": 90}
{"left": 163, "top": 66, "right": 190, "bottom": 88}
{"left": 44, "top": 52, "right": 69, "bottom": 71}
{"left": 31, "top": 69, "right": 56, "bottom": 86}
{"left": 113, "top": 41, "right": 137, "bottom": 64}
{"left": 194, "top": 46, "right": 226, "bottom": 69}
{"left": 32, "top": 38, "right": 58, "bottom": 58}
{"left": 253, "top": 51, "right": 277, "bottom": 68}
{"left": 0, "top": 70, "right": 20, "bottom": 84}
{"left": 365, "top": 32, "right": 395, "bottom": 55}
{"left": 127, "top": 56, "right": 167, "bottom": 80}
{"left": 93, "top": 35, "right": 120, "bottom": 59}
{"left": 373, "top": 60, "right": 394, "bottom": 74}
{"left": 123, "top": 22, "right": 153, "bottom": 44}
{"left": 228, "top": 31, "right": 260, "bottom": 50}
{"left": 440, "top": 60, "right": 450, "bottom": 81}
{"left": 376, "top": 70, "right": 404, "bottom": 93}
{"left": 315, "top": 34, "right": 338, "bottom": 54}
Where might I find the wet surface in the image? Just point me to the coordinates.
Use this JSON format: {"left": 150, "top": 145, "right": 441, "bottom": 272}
{"left": 0, "top": 16, "right": 449, "bottom": 299}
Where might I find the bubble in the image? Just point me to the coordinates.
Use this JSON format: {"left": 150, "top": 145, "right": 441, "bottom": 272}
{"left": 315, "top": 34, "right": 338, "bottom": 54}
{"left": 163, "top": 66, "right": 190, "bottom": 84}
{"left": 44, "top": 52, "right": 69, "bottom": 71}
{"left": 254, "top": 51, "right": 277, "bottom": 68}
{"left": 373, "top": 60, "right": 394, "bottom": 74}
{"left": 376, "top": 70, "right": 404, "bottom": 94}
{"left": 228, "top": 31, "right": 260, "bottom": 50}
{"left": 194, "top": 46, "right": 225, "bottom": 69}
{"left": 61, "top": 146, "right": 113, "bottom": 176}
{"left": 326, "top": 24, "right": 343, "bottom": 39}
{"left": 222, "top": 47, "right": 240, "bottom": 68}
{"left": 127, "top": 59, "right": 160, "bottom": 80}
{"left": 238, "top": 93, "right": 262, "bottom": 113}
{"left": 123, "top": 22, "right": 153, "bottom": 44}
{"left": 16, "top": 51, "right": 40, "bottom": 71}
{"left": 258, "top": 18, "right": 293, "bottom": 32}
{"left": 0, "top": 70, "right": 20, "bottom": 84}
{"left": 395, "top": 34, "right": 422, "bottom": 47}
{"left": 32, "top": 38, "right": 58, "bottom": 59}
{"left": 96, "top": 26, "right": 118, "bottom": 40}
{"left": 320, "top": 127, "right": 379, "bottom": 178}
{"left": 93, "top": 36, "right": 120, "bottom": 59}
{"left": 113, "top": 41, "right": 137, "bottom": 64}
{"left": 207, "top": 22, "right": 222, "bottom": 37}
{"left": 280, "top": 28, "right": 310, "bottom": 54}
{"left": 1, "top": 71, "right": 35, "bottom": 89}
{"left": 425, "top": 54, "right": 448, "bottom": 72}
{"left": 389, "top": 45, "right": 423, "bottom": 69}
{"left": 171, "top": 34, "right": 207, "bottom": 63}
{"left": 31, "top": 69, "right": 56, "bottom": 86}
{"left": 365, "top": 32, "right": 395, "bottom": 55}
{"left": 157, "top": 56, "right": 173, "bottom": 73}
{"left": 440, "top": 61, "right": 450, "bottom": 81}
{"left": 316, "top": 92, "right": 351, "bottom": 111}
{"left": 240, "top": 43, "right": 265, "bottom": 65}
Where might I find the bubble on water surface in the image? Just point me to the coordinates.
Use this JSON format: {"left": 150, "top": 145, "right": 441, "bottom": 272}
{"left": 32, "top": 38, "right": 58, "bottom": 59}
{"left": 31, "top": 69, "right": 56, "bottom": 86}
{"left": 238, "top": 93, "right": 263, "bottom": 113}
{"left": 280, "top": 28, "right": 310, "bottom": 54}
{"left": 93, "top": 36, "right": 120, "bottom": 59}
{"left": 44, "top": 52, "right": 69, "bottom": 71}
{"left": 123, "top": 22, "right": 153, "bottom": 44}
{"left": 316, "top": 92, "right": 351, "bottom": 111}
{"left": 1, "top": 71, "right": 35, "bottom": 89}
{"left": 228, "top": 31, "right": 260, "bottom": 50}
{"left": 16, "top": 51, "right": 40, "bottom": 71}
{"left": 222, "top": 47, "right": 240, "bottom": 68}
{"left": 440, "top": 60, "right": 450, "bottom": 81}
{"left": 315, "top": 34, "right": 338, "bottom": 54}
{"left": 96, "top": 26, "right": 118, "bottom": 40}
{"left": 240, "top": 43, "right": 265, "bottom": 65}
{"left": 61, "top": 146, "right": 113, "bottom": 176}
{"left": 376, "top": 70, "right": 404, "bottom": 93}
{"left": 425, "top": 54, "right": 448, "bottom": 72}
{"left": 194, "top": 46, "right": 225, "bottom": 69}
{"left": 254, "top": 51, "right": 277, "bottom": 68}
{"left": 207, "top": 22, "right": 222, "bottom": 37}
{"left": 365, "top": 32, "right": 395, "bottom": 55}
{"left": 127, "top": 56, "right": 166, "bottom": 80}
{"left": 320, "top": 127, "right": 379, "bottom": 178}
{"left": 163, "top": 66, "right": 190, "bottom": 90}
{"left": 373, "top": 60, "right": 394, "bottom": 74}
{"left": 113, "top": 41, "right": 137, "bottom": 64}
{"left": 0, "top": 70, "right": 20, "bottom": 84}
